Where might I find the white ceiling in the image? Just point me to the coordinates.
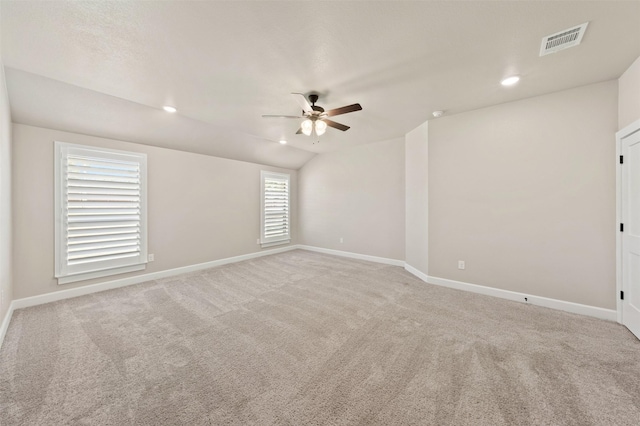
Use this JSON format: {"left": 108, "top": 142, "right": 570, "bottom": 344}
{"left": 2, "top": 1, "right": 639, "bottom": 169}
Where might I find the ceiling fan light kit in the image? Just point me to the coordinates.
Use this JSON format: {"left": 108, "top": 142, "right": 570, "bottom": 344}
{"left": 263, "top": 93, "right": 362, "bottom": 139}
{"left": 315, "top": 119, "right": 327, "bottom": 135}
{"left": 301, "top": 119, "right": 313, "bottom": 136}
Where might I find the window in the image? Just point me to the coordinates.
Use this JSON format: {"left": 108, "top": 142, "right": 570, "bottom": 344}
{"left": 261, "top": 171, "right": 290, "bottom": 247}
{"left": 55, "top": 142, "right": 147, "bottom": 284}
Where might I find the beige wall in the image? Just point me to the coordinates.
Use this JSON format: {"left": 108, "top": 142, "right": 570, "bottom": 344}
{"left": 619, "top": 56, "right": 640, "bottom": 130}
{"left": 12, "top": 124, "right": 297, "bottom": 299}
{"left": 298, "top": 138, "right": 405, "bottom": 261}
{"left": 405, "top": 122, "right": 429, "bottom": 274}
{"left": 0, "top": 64, "right": 12, "bottom": 321}
{"left": 428, "top": 81, "right": 618, "bottom": 309}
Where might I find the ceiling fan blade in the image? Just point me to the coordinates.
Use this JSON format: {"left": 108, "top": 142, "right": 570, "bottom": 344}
{"left": 325, "top": 103, "right": 362, "bottom": 117}
{"left": 323, "top": 119, "right": 350, "bottom": 131}
{"left": 262, "top": 115, "right": 302, "bottom": 118}
{"left": 295, "top": 127, "right": 303, "bottom": 135}
{"left": 291, "top": 93, "right": 313, "bottom": 113}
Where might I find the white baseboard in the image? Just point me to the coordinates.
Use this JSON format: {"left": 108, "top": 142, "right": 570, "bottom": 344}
{"left": 10, "top": 245, "right": 298, "bottom": 312}
{"left": 404, "top": 264, "right": 429, "bottom": 283}
{"left": 403, "top": 266, "right": 616, "bottom": 322}
{"left": 297, "top": 245, "right": 405, "bottom": 267}
{"left": 0, "top": 301, "right": 16, "bottom": 349}
{"left": 1, "top": 248, "right": 618, "bottom": 351}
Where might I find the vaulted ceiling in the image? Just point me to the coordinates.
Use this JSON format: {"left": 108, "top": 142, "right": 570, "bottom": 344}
{"left": 2, "top": 1, "right": 639, "bottom": 169}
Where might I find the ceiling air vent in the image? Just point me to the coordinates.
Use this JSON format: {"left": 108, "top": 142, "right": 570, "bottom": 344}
{"left": 539, "top": 22, "right": 588, "bottom": 56}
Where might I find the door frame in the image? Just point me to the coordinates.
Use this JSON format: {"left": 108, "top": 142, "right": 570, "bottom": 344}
{"left": 616, "top": 118, "right": 640, "bottom": 324}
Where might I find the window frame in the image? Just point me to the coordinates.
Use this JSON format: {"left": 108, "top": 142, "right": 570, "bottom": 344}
{"left": 54, "top": 141, "right": 148, "bottom": 284}
{"left": 260, "top": 171, "right": 291, "bottom": 247}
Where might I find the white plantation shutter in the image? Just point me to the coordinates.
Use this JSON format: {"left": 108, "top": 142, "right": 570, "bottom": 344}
{"left": 261, "top": 171, "right": 290, "bottom": 245}
{"left": 55, "top": 142, "right": 147, "bottom": 284}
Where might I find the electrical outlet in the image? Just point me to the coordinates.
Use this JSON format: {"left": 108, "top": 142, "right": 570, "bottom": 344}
{"left": 148, "top": 254, "right": 155, "bottom": 262}
{"left": 340, "top": 237, "right": 344, "bottom": 243}
{"left": 458, "top": 260, "right": 465, "bottom": 270}
{"left": 257, "top": 238, "right": 260, "bottom": 244}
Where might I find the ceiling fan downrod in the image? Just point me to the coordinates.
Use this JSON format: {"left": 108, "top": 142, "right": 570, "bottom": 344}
{"left": 307, "top": 94, "right": 324, "bottom": 113}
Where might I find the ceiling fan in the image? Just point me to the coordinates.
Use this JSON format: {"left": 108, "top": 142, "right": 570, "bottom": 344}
{"left": 262, "top": 93, "right": 362, "bottom": 136}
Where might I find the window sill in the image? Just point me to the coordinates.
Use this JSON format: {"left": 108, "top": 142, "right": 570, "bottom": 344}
{"left": 260, "top": 239, "right": 291, "bottom": 249}
{"left": 57, "top": 263, "right": 146, "bottom": 285}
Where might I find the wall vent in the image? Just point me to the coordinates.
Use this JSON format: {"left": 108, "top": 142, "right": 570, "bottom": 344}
{"left": 540, "top": 22, "right": 588, "bottom": 56}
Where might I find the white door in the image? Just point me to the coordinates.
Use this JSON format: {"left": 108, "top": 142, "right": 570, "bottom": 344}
{"left": 621, "top": 127, "right": 640, "bottom": 339}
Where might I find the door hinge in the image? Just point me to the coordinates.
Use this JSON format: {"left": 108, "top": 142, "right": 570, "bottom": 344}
{"left": 621, "top": 291, "right": 624, "bottom": 300}
{"left": 620, "top": 223, "right": 624, "bottom": 232}
{"left": 620, "top": 155, "right": 624, "bottom": 164}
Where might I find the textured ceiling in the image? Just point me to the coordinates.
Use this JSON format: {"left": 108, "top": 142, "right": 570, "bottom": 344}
{"left": 2, "top": 1, "right": 640, "bottom": 169}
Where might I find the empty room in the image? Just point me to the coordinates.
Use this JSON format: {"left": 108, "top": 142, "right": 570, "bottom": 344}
{"left": 1, "top": 1, "right": 640, "bottom": 425}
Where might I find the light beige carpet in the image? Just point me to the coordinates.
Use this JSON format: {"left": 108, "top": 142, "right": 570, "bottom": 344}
{"left": 0, "top": 249, "right": 639, "bottom": 425}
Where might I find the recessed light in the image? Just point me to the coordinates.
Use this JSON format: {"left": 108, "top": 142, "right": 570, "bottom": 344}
{"left": 432, "top": 110, "right": 444, "bottom": 118}
{"left": 163, "top": 105, "right": 177, "bottom": 113}
{"left": 279, "top": 140, "right": 287, "bottom": 145}
{"left": 501, "top": 76, "right": 520, "bottom": 86}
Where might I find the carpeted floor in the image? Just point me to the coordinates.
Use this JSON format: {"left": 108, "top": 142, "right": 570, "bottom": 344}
{"left": 0, "top": 249, "right": 639, "bottom": 425}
